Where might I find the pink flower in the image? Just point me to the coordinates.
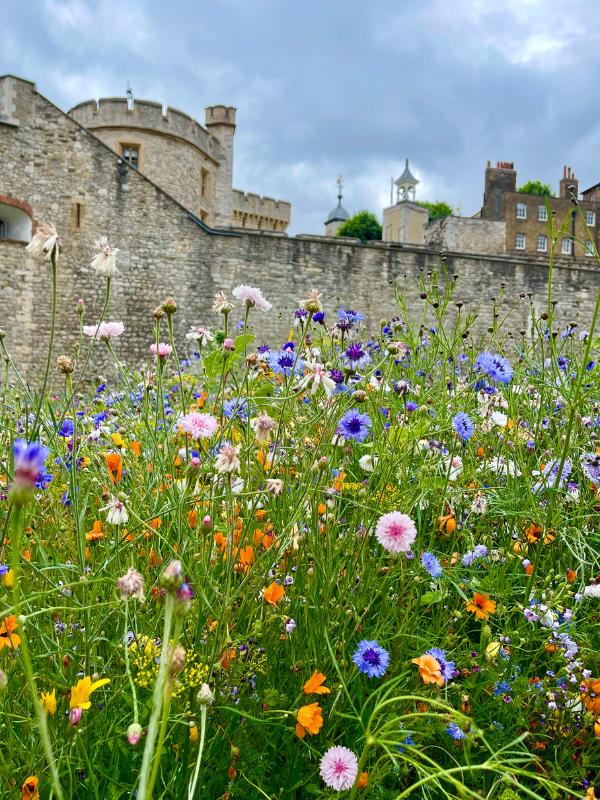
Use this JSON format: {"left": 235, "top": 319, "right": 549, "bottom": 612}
{"left": 179, "top": 411, "right": 219, "bottom": 440}
{"left": 222, "top": 338, "right": 235, "bottom": 351}
{"left": 375, "top": 511, "right": 417, "bottom": 554}
{"left": 232, "top": 284, "right": 272, "bottom": 311}
{"left": 252, "top": 413, "right": 277, "bottom": 442}
{"left": 127, "top": 722, "right": 142, "bottom": 745}
{"left": 150, "top": 342, "right": 172, "bottom": 360}
{"left": 319, "top": 745, "right": 358, "bottom": 791}
{"left": 116, "top": 567, "right": 145, "bottom": 602}
{"left": 214, "top": 443, "right": 241, "bottom": 474}
{"left": 83, "top": 321, "right": 125, "bottom": 340}
{"left": 69, "top": 707, "right": 83, "bottom": 727}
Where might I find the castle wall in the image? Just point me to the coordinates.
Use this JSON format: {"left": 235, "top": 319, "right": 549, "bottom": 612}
{"left": 2, "top": 77, "right": 600, "bottom": 387}
{"left": 425, "top": 216, "right": 507, "bottom": 255}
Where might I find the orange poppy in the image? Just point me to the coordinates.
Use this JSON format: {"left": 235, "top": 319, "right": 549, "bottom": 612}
{"left": 466, "top": 592, "right": 496, "bottom": 620}
{"left": 411, "top": 653, "right": 444, "bottom": 686}
{"left": 295, "top": 702, "right": 323, "bottom": 737}
{"left": 303, "top": 671, "right": 330, "bottom": 695}
{"left": 357, "top": 772, "right": 368, "bottom": 789}
{"left": 21, "top": 776, "right": 39, "bottom": 800}
{"left": 0, "top": 615, "right": 21, "bottom": 650}
{"left": 105, "top": 452, "right": 123, "bottom": 484}
{"left": 438, "top": 509, "right": 456, "bottom": 535}
{"left": 86, "top": 520, "right": 104, "bottom": 542}
{"left": 130, "top": 441, "right": 142, "bottom": 457}
{"left": 263, "top": 582, "right": 285, "bottom": 605}
{"left": 583, "top": 678, "right": 600, "bottom": 715}
{"left": 235, "top": 545, "right": 255, "bottom": 572}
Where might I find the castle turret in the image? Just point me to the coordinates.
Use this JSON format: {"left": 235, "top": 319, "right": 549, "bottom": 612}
{"left": 324, "top": 175, "right": 349, "bottom": 235}
{"left": 205, "top": 105, "right": 236, "bottom": 227}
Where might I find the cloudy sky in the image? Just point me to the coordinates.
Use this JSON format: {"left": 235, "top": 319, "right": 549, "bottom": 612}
{"left": 4, "top": 0, "right": 600, "bottom": 232}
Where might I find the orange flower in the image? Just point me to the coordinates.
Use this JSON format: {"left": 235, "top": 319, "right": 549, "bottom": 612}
{"left": 0, "top": 615, "right": 21, "bottom": 650}
{"left": 566, "top": 568, "right": 577, "bottom": 583}
{"left": 214, "top": 532, "right": 227, "bottom": 553}
{"left": 187, "top": 509, "right": 197, "bottom": 528}
{"left": 236, "top": 545, "right": 255, "bottom": 572}
{"left": 438, "top": 509, "right": 456, "bottom": 535}
{"left": 86, "top": 520, "right": 104, "bottom": 542}
{"left": 263, "top": 582, "right": 285, "bottom": 605}
{"left": 525, "top": 522, "right": 555, "bottom": 545}
{"left": 105, "top": 452, "right": 123, "bottom": 483}
{"left": 357, "top": 772, "right": 368, "bottom": 789}
{"left": 583, "top": 678, "right": 600, "bottom": 715}
{"left": 466, "top": 592, "right": 496, "bottom": 620}
{"left": 303, "top": 671, "right": 330, "bottom": 695}
{"left": 130, "top": 441, "right": 142, "bottom": 457}
{"left": 295, "top": 702, "right": 324, "bottom": 737}
{"left": 21, "top": 776, "right": 39, "bottom": 800}
{"left": 411, "top": 654, "right": 444, "bottom": 686}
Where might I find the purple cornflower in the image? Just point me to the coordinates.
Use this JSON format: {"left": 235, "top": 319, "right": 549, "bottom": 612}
{"left": 352, "top": 640, "right": 390, "bottom": 678}
{"left": 329, "top": 369, "right": 345, "bottom": 384}
{"left": 541, "top": 458, "right": 572, "bottom": 488}
{"left": 445, "top": 723, "right": 466, "bottom": 741}
{"left": 461, "top": 545, "right": 488, "bottom": 566}
{"left": 341, "top": 342, "right": 371, "bottom": 370}
{"left": 10, "top": 439, "right": 50, "bottom": 503}
{"left": 581, "top": 453, "right": 600, "bottom": 483}
{"left": 427, "top": 648, "right": 456, "bottom": 682}
{"left": 476, "top": 352, "right": 513, "bottom": 384}
{"left": 59, "top": 419, "right": 75, "bottom": 438}
{"left": 338, "top": 411, "right": 372, "bottom": 443}
{"left": 452, "top": 411, "right": 474, "bottom": 441}
{"left": 337, "top": 308, "right": 364, "bottom": 331}
{"left": 268, "top": 350, "right": 303, "bottom": 376}
{"left": 421, "top": 551, "right": 443, "bottom": 578}
{"left": 406, "top": 401, "right": 418, "bottom": 412}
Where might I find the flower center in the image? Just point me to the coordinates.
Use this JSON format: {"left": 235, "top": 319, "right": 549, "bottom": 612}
{"left": 362, "top": 648, "right": 380, "bottom": 665}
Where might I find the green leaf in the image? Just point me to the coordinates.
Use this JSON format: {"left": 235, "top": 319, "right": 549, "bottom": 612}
{"left": 419, "top": 590, "right": 444, "bottom": 605}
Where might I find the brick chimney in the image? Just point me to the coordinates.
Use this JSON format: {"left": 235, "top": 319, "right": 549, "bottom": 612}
{"left": 559, "top": 165, "right": 578, "bottom": 199}
{"left": 482, "top": 161, "right": 516, "bottom": 219}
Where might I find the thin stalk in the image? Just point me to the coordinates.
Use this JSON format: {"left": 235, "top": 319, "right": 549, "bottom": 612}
{"left": 187, "top": 704, "right": 208, "bottom": 799}
{"left": 31, "top": 252, "right": 58, "bottom": 438}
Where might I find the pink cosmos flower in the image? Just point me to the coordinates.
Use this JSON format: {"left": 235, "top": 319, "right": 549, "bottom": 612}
{"left": 375, "top": 511, "right": 417, "bottom": 554}
{"left": 83, "top": 321, "right": 125, "bottom": 340}
{"left": 232, "top": 284, "right": 272, "bottom": 311}
{"left": 179, "top": 411, "right": 219, "bottom": 440}
{"left": 150, "top": 342, "right": 172, "bottom": 360}
{"left": 319, "top": 745, "right": 358, "bottom": 791}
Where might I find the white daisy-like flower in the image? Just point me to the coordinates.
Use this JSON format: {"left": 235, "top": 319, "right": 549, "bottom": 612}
{"left": 91, "top": 236, "right": 119, "bottom": 277}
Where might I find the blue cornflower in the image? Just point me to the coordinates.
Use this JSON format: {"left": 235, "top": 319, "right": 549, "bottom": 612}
{"left": 461, "top": 544, "right": 488, "bottom": 566}
{"left": 421, "top": 551, "right": 443, "bottom": 578}
{"left": 35, "top": 467, "right": 54, "bottom": 490}
{"left": 223, "top": 398, "right": 249, "bottom": 421}
{"left": 337, "top": 308, "right": 364, "bottom": 331}
{"left": 338, "top": 411, "right": 372, "bottom": 442}
{"left": 475, "top": 352, "right": 513, "bottom": 384}
{"left": 11, "top": 440, "right": 50, "bottom": 499}
{"left": 446, "top": 723, "right": 466, "bottom": 741}
{"left": 452, "top": 411, "right": 474, "bottom": 441}
{"left": 58, "top": 419, "right": 75, "bottom": 438}
{"left": 581, "top": 453, "right": 600, "bottom": 483}
{"left": 312, "top": 311, "right": 325, "bottom": 324}
{"left": 268, "top": 350, "right": 303, "bottom": 376}
{"left": 406, "top": 401, "right": 418, "bottom": 412}
{"left": 427, "top": 647, "right": 455, "bottom": 682}
{"left": 341, "top": 342, "right": 371, "bottom": 370}
{"left": 352, "top": 639, "right": 390, "bottom": 678}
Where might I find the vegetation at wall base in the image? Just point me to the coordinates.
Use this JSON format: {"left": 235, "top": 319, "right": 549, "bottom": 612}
{"left": 1, "top": 213, "right": 600, "bottom": 799}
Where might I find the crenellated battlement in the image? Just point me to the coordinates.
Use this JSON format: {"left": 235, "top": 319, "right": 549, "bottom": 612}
{"left": 232, "top": 189, "right": 291, "bottom": 221}
{"left": 68, "top": 97, "right": 218, "bottom": 156}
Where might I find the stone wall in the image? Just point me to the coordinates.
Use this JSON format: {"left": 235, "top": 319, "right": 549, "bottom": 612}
{"left": 2, "top": 76, "right": 600, "bottom": 388}
{"left": 424, "top": 216, "right": 507, "bottom": 255}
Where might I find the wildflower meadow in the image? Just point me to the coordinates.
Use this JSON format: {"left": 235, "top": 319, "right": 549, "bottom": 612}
{"left": 1, "top": 220, "right": 600, "bottom": 799}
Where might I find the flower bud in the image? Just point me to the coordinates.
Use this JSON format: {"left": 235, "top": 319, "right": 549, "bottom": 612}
{"left": 161, "top": 296, "right": 177, "bottom": 315}
{"left": 127, "top": 722, "right": 143, "bottom": 745}
{"left": 169, "top": 644, "right": 186, "bottom": 678}
{"left": 222, "top": 338, "right": 235, "bottom": 352}
{"left": 153, "top": 305, "right": 166, "bottom": 320}
{"left": 70, "top": 707, "right": 83, "bottom": 727}
{"left": 160, "top": 560, "right": 185, "bottom": 591}
{"left": 0, "top": 669, "right": 7, "bottom": 690}
{"left": 57, "top": 355, "right": 74, "bottom": 375}
{"left": 197, "top": 682, "right": 214, "bottom": 706}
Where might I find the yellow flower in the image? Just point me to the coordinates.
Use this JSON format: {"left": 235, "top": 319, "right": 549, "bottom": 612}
{"left": 41, "top": 689, "right": 57, "bottom": 716}
{"left": 2, "top": 569, "right": 14, "bottom": 589}
{"left": 70, "top": 676, "right": 110, "bottom": 710}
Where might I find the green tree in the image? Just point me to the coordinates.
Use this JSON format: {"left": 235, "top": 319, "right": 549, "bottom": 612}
{"left": 517, "top": 180, "right": 555, "bottom": 197}
{"left": 416, "top": 200, "right": 454, "bottom": 221}
{"left": 337, "top": 210, "right": 382, "bottom": 242}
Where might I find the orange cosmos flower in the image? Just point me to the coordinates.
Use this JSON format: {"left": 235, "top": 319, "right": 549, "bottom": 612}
{"left": 21, "top": 776, "right": 39, "bottom": 800}
{"left": 566, "top": 568, "right": 577, "bottom": 583}
{"left": 466, "top": 593, "right": 496, "bottom": 620}
{"left": 303, "top": 671, "right": 330, "bottom": 695}
{"left": 0, "top": 615, "right": 21, "bottom": 650}
{"left": 411, "top": 654, "right": 444, "bottom": 686}
{"left": 214, "top": 532, "right": 227, "bottom": 553}
{"left": 263, "top": 582, "right": 285, "bottom": 605}
{"left": 295, "top": 702, "right": 324, "bottom": 738}
{"left": 105, "top": 452, "right": 123, "bottom": 483}
{"left": 86, "top": 520, "right": 104, "bottom": 542}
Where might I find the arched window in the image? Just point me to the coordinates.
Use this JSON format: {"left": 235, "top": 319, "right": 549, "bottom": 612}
{"left": 0, "top": 202, "right": 32, "bottom": 242}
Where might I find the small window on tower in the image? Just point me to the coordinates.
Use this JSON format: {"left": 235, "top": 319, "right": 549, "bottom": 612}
{"left": 201, "top": 168, "right": 210, "bottom": 198}
{"left": 0, "top": 220, "right": 6, "bottom": 238}
{"left": 120, "top": 143, "right": 140, "bottom": 169}
{"left": 70, "top": 201, "right": 86, "bottom": 230}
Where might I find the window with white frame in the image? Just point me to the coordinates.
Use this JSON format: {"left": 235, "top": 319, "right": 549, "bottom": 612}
{"left": 585, "top": 239, "right": 595, "bottom": 256}
{"left": 538, "top": 205, "right": 548, "bottom": 222}
{"left": 516, "top": 203, "right": 527, "bottom": 219}
{"left": 537, "top": 235, "right": 548, "bottom": 252}
{"left": 515, "top": 233, "right": 526, "bottom": 250}
{"left": 561, "top": 238, "right": 573, "bottom": 255}
{"left": 586, "top": 210, "right": 596, "bottom": 226}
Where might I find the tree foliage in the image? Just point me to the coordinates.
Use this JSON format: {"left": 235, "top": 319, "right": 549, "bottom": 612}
{"left": 417, "top": 201, "right": 454, "bottom": 221}
{"left": 517, "top": 180, "right": 556, "bottom": 197}
{"left": 337, "top": 210, "right": 382, "bottom": 241}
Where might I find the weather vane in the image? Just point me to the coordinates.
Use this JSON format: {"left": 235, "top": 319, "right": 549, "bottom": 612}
{"left": 336, "top": 174, "right": 344, "bottom": 200}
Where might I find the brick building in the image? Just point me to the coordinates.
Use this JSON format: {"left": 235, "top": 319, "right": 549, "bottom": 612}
{"left": 480, "top": 161, "right": 600, "bottom": 259}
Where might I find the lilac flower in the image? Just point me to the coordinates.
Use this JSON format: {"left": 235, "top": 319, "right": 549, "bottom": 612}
{"left": 540, "top": 458, "right": 572, "bottom": 489}
{"left": 581, "top": 452, "right": 600, "bottom": 483}
{"left": 58, "top": 419, "right": 75, "bottom": 438}
{"left": 461, "top": 545, "right": 488, "bottom": 566}
{"left": 336, "top": 308, "right": 364, "bottom": 331}
{"left": 341, "top": 342, "right": 371, "bottom": 370}
{"left": 452, "top": 411, "right": 474, "bottom": 441}
{"left": 338, "top": 411, "right": 372, "bottom": 442}
{"left": 352, "top": 639, "right": 390, "bottom": 678}
{"left": 421, "top": 551, "right": 443, "bottom": 578}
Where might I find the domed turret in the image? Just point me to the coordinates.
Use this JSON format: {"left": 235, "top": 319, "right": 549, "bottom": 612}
{"left": 325, "top": 175, "right": 349, "bottom": 235}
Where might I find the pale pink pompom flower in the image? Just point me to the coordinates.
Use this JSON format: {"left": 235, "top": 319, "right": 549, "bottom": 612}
{"left": 116, "top": 567, "right": 145, "bottom": 603}
{"left": 179, "top": 411, "right": 219, "bottom": 440}
{"left": 150, "top": 342, "right": 172, "bottom": 360}
{"left": 319, "top": 745, "right": 358, "bottom": 791}
{"left": 26, "top": 222, "right": 61, "bottom": 261}
{"left": 232, "top": 284, "right": 272, "bottom": 311}
{"left": 83, "top": 321, "right": 125, "bottom": 340}
{"left": 91, "top": 236, "right": 119, "bottom": 276}
{"left": 375, "top": 511, "right": 417, "bottom": 554}
{"left": 214, "top": 443, "right": 241, "bottom": 474}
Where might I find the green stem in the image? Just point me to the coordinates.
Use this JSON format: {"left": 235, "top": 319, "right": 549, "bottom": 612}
{"left": 32, "top": 253, "right": 58, "bottom": 438}
{"left": 123, "top": 600, "right": 139, "bottom": 723}
{"left": 187, "top": 704, "right": 208, "bottom": 800}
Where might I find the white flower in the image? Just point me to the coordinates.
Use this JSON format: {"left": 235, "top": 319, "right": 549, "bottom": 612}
{"left": 91, "top": 236, "right": 119, "bottom": 276}
{"left": 26, "top": 223, "right": 60, "bottom": 261}
{"left": 358, "top": 454, "right": 378, "bottom": 473}
{"left": 443, "top": 455, "right": 463, "bottom": 481}
{"left": 491, "top": 411, "right": 508, "bottom": 427}
{"left": 197, "top": 683, "right": 214, "bottom": 706}
{"left": 186, "top": 326, "right": 214, "bottom": 345}
{"left": 232, "top": 284, "right": 271, "bottom": 311}
{"left": 214, "top": 443, "right": 241, "bottom": 474}
{"left": 583, "top": 584, "right": 600, "bottom": 598}
{"left": 295, "top": 360, "right": 336, "bottom": 395}
{"left": 212, "top": 291, "right": 233, "bottom": 314}
{"left": 252, "top": 413, "right": 277, "bottom": 443}
{"left": 470, "top": 491, "right": 488, "bottom": 514}
{"left": 485, "top": 457, "right": 521, "bottom": 477}
{"left": 103, "top": 496, "right": 128, "bottom": 525}
{"left": 83, "top": 321, "right": 125, "bottom": 340}
{"left": 265, "top": 478, "right": 284, "bottom": 496}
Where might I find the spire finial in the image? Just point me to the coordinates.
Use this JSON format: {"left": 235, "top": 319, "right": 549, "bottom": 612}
{"left": 126, "top": 81, "right": 134, "bottom": 110}
{"left": 336, "top": 174, "right": 344, "bottom": 202}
